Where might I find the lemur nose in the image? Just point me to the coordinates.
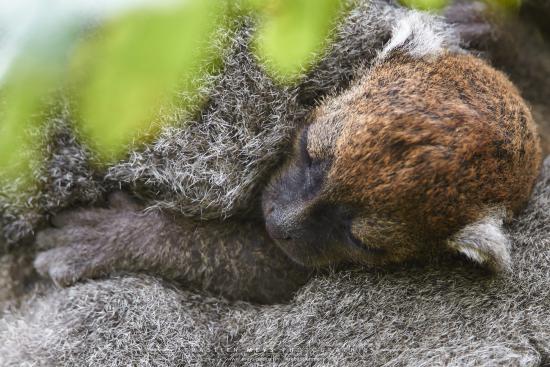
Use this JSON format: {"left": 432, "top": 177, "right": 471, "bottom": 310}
{"left": 264, "top": 204, "right": 301, "bottom": 242}
{"left": 265, "top": 216, "right": 293, "bottom": 241}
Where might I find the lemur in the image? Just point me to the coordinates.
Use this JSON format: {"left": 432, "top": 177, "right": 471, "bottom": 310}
{"left": 28, "top": 3, "right": 541, "bottom": 304}
{"left": 263, "top": 51, "right": 540, "bottom": 272}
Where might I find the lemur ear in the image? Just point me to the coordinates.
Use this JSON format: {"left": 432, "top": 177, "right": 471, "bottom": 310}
{"left": 447, "top": 213, "right": 512, "bottom": 272}
{"left": 377, "top": 12, "right": 462, "bottom": 61}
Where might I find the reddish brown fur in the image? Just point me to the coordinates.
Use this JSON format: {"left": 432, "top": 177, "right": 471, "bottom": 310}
{"left": 319, "top": 53, "right": 541, "bottom": 261}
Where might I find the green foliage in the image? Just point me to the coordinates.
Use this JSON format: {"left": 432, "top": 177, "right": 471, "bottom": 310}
{"left": 253, "top": 0, "right": 343, "bottom": 83}
{"left": 72, "top": 0, "right": 221, "bottom": 161}
{"left": 0, "top": 5, "right": 84, "bottom": 180}
{"left": 486, "top": 0, "right": 522, "bottom": 11}
{"left": 0, "top": 45, "right": 66, "bottom": 181}
{"left": 399, "top": 0, "right": 449, "bottom": 11}
{"left": 400, "top": 0, "right": 521, "bottom": 11}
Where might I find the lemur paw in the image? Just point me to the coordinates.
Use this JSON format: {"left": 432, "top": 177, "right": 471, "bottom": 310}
{"left": 34, "top": 246, "right": 93, "bottom": 287}
{"left": 34, "top": 192, "right": 142, "bottom": 287}
{"left": 444, "top": 1, "right": 494, "bottom": 49}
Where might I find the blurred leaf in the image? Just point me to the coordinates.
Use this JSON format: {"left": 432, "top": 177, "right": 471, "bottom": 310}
{"left": 0, "top": 1, "right": 104, "bottom": 182}
{"left": 400, "top": 0, "right": 521, "bottom": 11}
{"left": 254, "top": 0, "right": 343, "bottom": 83}
{"left": 486, "top": 0, "right": 522, "bottom": 11}
{"left": 399, "top": 0, "right": 449, "bottom": 11}
{"left": 72, "top": 0, "right": 221, "bottom": 162}
{"left": 0, "top": 51, "right": 65, "bottom": 182}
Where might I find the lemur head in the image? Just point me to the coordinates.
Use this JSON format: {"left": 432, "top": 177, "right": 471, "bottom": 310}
{"left": 263, "top": 49, "right": 541, "bottom": 270}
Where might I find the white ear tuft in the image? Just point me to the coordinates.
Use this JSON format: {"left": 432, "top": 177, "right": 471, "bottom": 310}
{"left": 378, "top": 11, "right": 462, "bottom": 61}
{"left": 447, "top": 212, "right": 512, "bottom": 272}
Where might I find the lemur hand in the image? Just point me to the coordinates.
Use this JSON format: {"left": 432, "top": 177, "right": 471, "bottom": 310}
{"left": 34, "top": 192, "right": 160, "bottom": 287}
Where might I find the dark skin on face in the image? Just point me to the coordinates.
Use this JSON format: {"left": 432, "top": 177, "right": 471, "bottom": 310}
{"left": 262, "top": 53, "right": 541, "bottom": 269}
{"left": 261, "top": 125, "right": 389, "bottom": 268}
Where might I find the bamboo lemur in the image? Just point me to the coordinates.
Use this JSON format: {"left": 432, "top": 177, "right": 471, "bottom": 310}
{"left": 29, "top": 3, "right": 541, "bottom": 303}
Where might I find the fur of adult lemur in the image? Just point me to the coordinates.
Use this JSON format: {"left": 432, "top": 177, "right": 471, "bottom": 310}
{"left": 1, "top": 1, "right": 543, "bottom": 303}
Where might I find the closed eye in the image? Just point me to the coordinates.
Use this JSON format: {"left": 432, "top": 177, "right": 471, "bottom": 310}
{"left": 299, "top": 128, "right": 331, "bottom": 199}
{"left": 299, "top": 126, "right": 312, "bottom": 167}
{"left": 347, "top": 230, "right": 387, "bottom": 255}
{"left": 342, "top": 211, "right": 390, "bottom": 255}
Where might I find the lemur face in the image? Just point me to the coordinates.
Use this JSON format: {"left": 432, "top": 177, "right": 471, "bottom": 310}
{"left": 262, "top": 101, "right": 411, "bottom": 268}
{"left": 262, "top": 97, "right": 396, "bottom": 268}
{"left": 263, "top": 53, "right": 541, "bottom": 270}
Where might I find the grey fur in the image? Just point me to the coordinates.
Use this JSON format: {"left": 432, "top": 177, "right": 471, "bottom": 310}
{"left": 106, "top": 0, "right": 403, "bottom": 220}
{"left": 1, "top": 1, "right": 550, "bottom": 366}
{"left": 27, "top": 0, "right": 477, "bottom": 302}
{"left": 0, "top": 105, "right": 102, "bottom": 246}
{"left": 105, "top": 21, "right": 305, "bottom": 219}
{"left": 1, "top": 156, "right": 550, "bottom": 367}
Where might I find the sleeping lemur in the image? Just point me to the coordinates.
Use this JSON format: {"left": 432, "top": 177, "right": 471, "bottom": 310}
{"left": 30, "top": 5, "right": 541, "bottom": 304}
{"left": 263, "top": 50, "right": 540, "bottom": 272}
